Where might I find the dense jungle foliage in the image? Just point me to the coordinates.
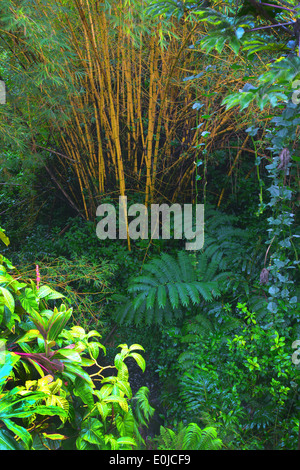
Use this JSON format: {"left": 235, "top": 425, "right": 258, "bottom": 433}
{"left": 0, "top": 0, "right": 299, "bottom": 451}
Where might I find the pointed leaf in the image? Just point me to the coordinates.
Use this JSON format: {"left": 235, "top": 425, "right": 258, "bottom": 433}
{"left": 0, "top": 287, "right": 15, "bottom": 313}
{"left": 128, "top": 353, "right": 145, "bottom": 373}
{"left": 2, "top": 418, "right": 32, "bottom": 450}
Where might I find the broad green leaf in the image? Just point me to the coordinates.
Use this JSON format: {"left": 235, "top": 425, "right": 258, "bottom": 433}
{"left": 46, "top": 308, "right": 72, "bottom": 341}
{"left": 116, "top": 379, "right": 132, "bottom": 399}
{"left": 0, "top": 429, "right": 23, "bottom": 450}
{"left": 103, "top": 395, "right": 129, "bottom": 412}
{"left": 115, "top": 411, "right": 135, "bottom": 438}
{"left": 55, "top": 348, "right": 81, "bottom": 362}
{"left": 114, "top": 353, "right": 124, "bottom": 370}
{"left": 32, "top": 405, "right": 68, "bottom": 418}
{"left": 86, "top": 330, "right": 102, "bottom": 339}
{"left": 94, "top": 384, "right": 114, "bottom": 399}
{"left": 20, "top": 289, "right": 39, "bottom": 315}
{"left": 28, "top": 309, "right": 47, "bottom": 337}
{"left": 15, "top": 329, "right": 41, "bottom": 343}
{"left": 70, "top": 325, "right": 85, "bottom": 337}
{"left": 88, "top": 341, "right": 106, "bottom": 360}
{"left": 129, "top": 344, "right": 145, "bottom": 352}
{"left": 2, "top": 418, "right": 32, "bottom": 450}
{"left": 116, "top": 362, "right": 129, "bottom": 383}
{"left": 63, "top": 362, "right": 94, "bottom": 388}
{"left": 46, "top": 291, "right": 65, "bottom": 300}
{"left": 0, "top": 230, "right": 10, "bottom": 247}
{"left": 74, "top": 376, "right": 94, "bottom": 409}
{"left": 0, "top": 275, "right": 13, "bottom": 285}
{"left": 36, "top": 285, "right": 54, "bottom": 299}
{"left": 96, "top": 401, "right": 110, "bottom": 421}
{"left": 79, "top": 418, "right": 104, "bottom": 445}
{"left": 0, "top": 287, "right": 15, "bottom": 314}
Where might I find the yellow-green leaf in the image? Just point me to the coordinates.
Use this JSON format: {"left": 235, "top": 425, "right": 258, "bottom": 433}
{"left": 0, "top": 231, "right": 10, "bottom": 246}
{"left": 42, "top": 433, "right": 67, "bottom": 440}
{"left": 0, "top": 287, "right": 15, "bottom": 313}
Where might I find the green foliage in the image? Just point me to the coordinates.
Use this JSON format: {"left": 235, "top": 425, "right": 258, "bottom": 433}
{"left": 0, "top": 351, "right": 67, "bottom": 450}
{"left": 0, "top": 231, "right": 152, "bottom": 450}
{"left": 1, "top": 0, "right": 299, "bottom": 451}
{"left": 157, "top": 302, "right": 299, "bottom": 449}
{"left": 112, "top": 250, "right": 226, "bottom": 326}
{"left": 112, "top": 204, "right": 271, "bottom": 327}
{"left": 156, "top": 422, "right": 222, "bottom": 450}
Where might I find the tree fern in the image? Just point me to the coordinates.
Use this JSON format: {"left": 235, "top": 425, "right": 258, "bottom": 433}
{"left": 112, "top": 251, "right": 227, "bottom": 326}
{"left": 202, "top": 206, "right": 266, "bottom": 305}
{"left": 132, "top": 387, "right": 155, "bottom": 428}
{"left": 112, "top": 205, "right": 267, "bottom": 326}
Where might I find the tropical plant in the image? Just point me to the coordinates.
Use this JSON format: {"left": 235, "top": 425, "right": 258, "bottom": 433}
{"left": 0, "top": 228, "right": 153, "bottom": 450}
{"left": 170, "top": 303, "right": 299, "bottom": 449}
{"left": 0, "top": 351, "right": 68, "bottom": 450}
{"left": 112, "top": 250, "right": 228, "bottom": 326}
{"left": 156, "top": 422, "right": 223, "bottom": 450}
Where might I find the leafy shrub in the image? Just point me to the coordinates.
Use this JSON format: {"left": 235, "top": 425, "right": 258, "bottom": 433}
{"left": 0, "top": 230, "right": 153, "bottom": 450}
{"left": 14, "top": 255, "right": 116, "bottom": 333}
{"left": 155, "top": 422, "right": 222, "bottom": 450}
{"left": 158, "top": 302, "right": 299, "bottom": 449}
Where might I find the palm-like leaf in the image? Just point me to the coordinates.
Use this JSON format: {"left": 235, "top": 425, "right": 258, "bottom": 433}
{"left": 113, "top": 251, "right": 226, "bottom": 326}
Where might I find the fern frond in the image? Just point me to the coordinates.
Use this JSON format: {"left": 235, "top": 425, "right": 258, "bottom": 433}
{"left": 130, "top": 275, "right": 160, "bottom": 288}
{"left": 193, "top": 281, "right": 220, "bottom": 302}
{"left": 146, "top": 287, "right": 157, "bottom": 310}
{"left": 157, "top": 426, "right": 176, "bottom": 450}
{"left": 178, "top": 251, "right": 196, "bottom": 282}
{"left": 190, "top": 425, "right": 222, "bottom": 450}
{"left": 185, "top": 282, "right": 201, "bottom": 305}
{"left": 133, "top": 387, "right": 155, "bottom": 427}
{"left": 182, "top": 423, "right": 203, "bottom": 450}
{"left": 161, "top": 253, "right": 183, "bottom": 283}
{"left": 175, "top": 282, "right": 190, "bottom": 307}
{"left": 113, "top": 249, "right": 226, "bottom": 326}
{"left": 167, "top": 283, "right": 180, "bottom": 309}
{"left": 157, "top": 422, "right": 222, "bottom": 450}
{"left": 157, "top": 284, "right": 167, "bottom": 309}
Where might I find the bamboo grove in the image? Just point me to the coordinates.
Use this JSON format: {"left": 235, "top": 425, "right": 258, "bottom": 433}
{"left": 0, "top": 0, "right": 271, "bottom": 222}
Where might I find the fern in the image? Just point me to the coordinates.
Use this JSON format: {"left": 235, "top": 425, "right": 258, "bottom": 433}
{"left": 180, "top": 369, "right": 219, "bottom": 414}
{"left": 132, "top": 386, "right": 155, "bottom": 428}
{"left": 156, "top": 422, "right": 222, "bottom": 450}
{"left": 183, "top": 423, "right": 222, "bottom": 450}
{"left": 202, "top": 206, "right": 266, "bottom": 308}
{"left": 112, "top": 250, "right": 227, "bottom": 326}
{"left": 157, "top": 424, "right": 184, "bottom": 450}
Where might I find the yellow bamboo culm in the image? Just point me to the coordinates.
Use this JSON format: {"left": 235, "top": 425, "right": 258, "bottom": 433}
{"left": 6, "top": 0, "right": 263, "bottom": 231}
